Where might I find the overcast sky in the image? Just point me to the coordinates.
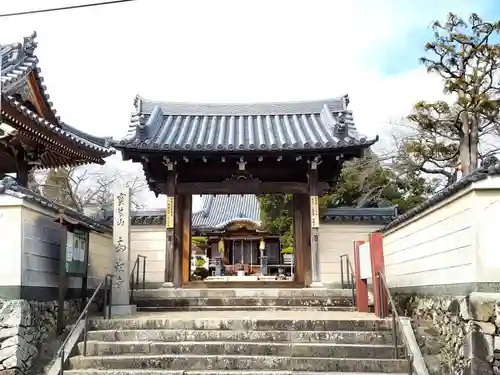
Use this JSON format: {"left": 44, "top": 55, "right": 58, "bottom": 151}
{"left": 1, "top": 0, "right": 498, "bottom": 211}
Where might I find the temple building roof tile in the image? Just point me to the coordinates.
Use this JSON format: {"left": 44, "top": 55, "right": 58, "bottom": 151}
{"left": 112, "top": 94, "right": 378, "bottom": 153}
{"left": 1, "top": 32, "right": 114, "bottom": 170}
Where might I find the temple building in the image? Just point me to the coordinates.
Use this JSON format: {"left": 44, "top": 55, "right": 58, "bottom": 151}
{"left": 1, "top": 32, "right": 114, "bottom": 186}
{"left": 0, "top": 33, "right": 115, "bottom": 314}
{"left": 192, "top": 194, "right": 284, "bottom": 279}
{"left": 112, "top": 93, "right": 378, "bottom": 288}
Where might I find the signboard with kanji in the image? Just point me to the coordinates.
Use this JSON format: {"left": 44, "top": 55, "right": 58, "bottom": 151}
{"left": 166, "top": 196, "right": 175, "bottom": 229}
{"left": 65, "top": 231, "right": 88, "bottom": 276}
{"left": 310, "top": 195, "right": 320, "bottom": 229}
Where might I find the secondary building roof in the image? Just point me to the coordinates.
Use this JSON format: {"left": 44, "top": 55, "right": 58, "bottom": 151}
{"left": 192, "top": 194, "right": 261, "bottom": 229}
{"left": 1, "top": 32, "right": 114, "bottom": 172}
{"left": 112, "top": 94, "right": 377, "bottom": 153}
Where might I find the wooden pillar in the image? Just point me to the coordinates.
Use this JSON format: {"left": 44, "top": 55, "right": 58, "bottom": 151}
{"left": 173, "top": 194, "right": 184, "bottom": 288}
{"left": 293, "top": 193, "right": 311, "bottom": 287}
{"left": 308, "top": 162, "right": 322, "bottom": 287}
{"left": 164, "top": 174, "right": 176, "bottom": 287}
{"left": 16, "top": 157, "right": 29, "bottom": 188}
{"left": 293, "top": 194, "right": 303, "bottom": 286}
{"left": 182, "top": 194, "right": 192, "bottom": 286}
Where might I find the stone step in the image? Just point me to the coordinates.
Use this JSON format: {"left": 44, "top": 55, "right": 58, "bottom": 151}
{"left": 78, "top": 341, "right": 405, "bottom": 358}
{"left": 134, "top": 288, "right": 353, "bottom": 299}
{"left": 68, "top": 354, "right": 409, "bottom": 372}
{"left": 89, "top": 318, "right": 391, "bottom": 332}
{"left": 135, "top": 297, "right": 353, "bottom": 308}
{"left": 64, "top": 371, "right": 409, "bottom": 375}
{"left": 136, "top": 306, "right": 355, "bottom": 312}
{"left": 87, "top": 329, "right": 395, "bottom": 345}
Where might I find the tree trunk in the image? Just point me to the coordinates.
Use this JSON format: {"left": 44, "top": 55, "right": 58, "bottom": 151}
{"left": 458, "top": 46, "right": 472, "bottom": 176}
{"left": 469, "top": 114, "right": 479, "bottom": 171}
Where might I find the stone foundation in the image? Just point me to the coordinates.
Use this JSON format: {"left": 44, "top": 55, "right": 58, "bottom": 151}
{"left": 0, "top": 299, "right": 81, "bottom": 375}
{"left": 395, "top": 292, "right": 500, "bottom": 375}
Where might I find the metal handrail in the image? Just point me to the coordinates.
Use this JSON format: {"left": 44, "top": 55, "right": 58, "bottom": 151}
{"left": 57, "top": 273, "right": 113, "bottom": 374}
{"left": 339, "top": 254, "right": 356, "bottom": 306}
{"left": 130, "top": 255, "right": 147, "bottom": 303}
{"left": 376, "top": 271, "right": 414, "bottom": 375}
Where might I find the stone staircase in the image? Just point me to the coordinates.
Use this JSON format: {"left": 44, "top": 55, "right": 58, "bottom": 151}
{"left": 131, "top": 288, "right": 356, "bottom": 312}
{"left": 63, "top": 289, "right": 411, "bottom": 375}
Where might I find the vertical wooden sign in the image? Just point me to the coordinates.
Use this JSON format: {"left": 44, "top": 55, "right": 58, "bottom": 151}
{"left": 310, "top": 195, "right": 320, "bottom": 228}
{"left": 166, "top": 196, "right": 175, "bottom": 229}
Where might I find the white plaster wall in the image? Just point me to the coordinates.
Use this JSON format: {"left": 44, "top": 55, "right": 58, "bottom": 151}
{"left": 0, "top": 195, "right": 23, "bottom": 289}
{"left": 20, "top": 204, "right": 82, "bottom": 289}
{"left": 88, "top": 231, "right": 113, "bottom": 288}
{"left": 383, "top": 189, "right": 476, "bottom": 288}
{"left": 472, "top": 180, "right": 500, "bottom": 283}
{"left": 130, "top": 225, "right": 166, "bottom": 284}
{"left": 21, "top": 203, "right": 114, "bottom": 291}
{"left": 319, "top": 222, "right": 382, "bottom": 285}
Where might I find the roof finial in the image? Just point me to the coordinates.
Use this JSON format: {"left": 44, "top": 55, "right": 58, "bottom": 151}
{"left": 133, "top": 95, "right": 143, "bottom": 111}
{"left": 342, "top": 94, "right": 350, "bottom": 109}
{"left": 23, "top": 31, "right": 38, "bottom": 55}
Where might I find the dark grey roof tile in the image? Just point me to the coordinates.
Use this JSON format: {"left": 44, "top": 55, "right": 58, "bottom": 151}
{"left": 379, "top": 162, "right": 500, "bottom": 233}
{"left": 322, "top": 206, "right": 398, "bottom": 224}
{"left": 113, "top": 95, "right": 378, "bottom": 152}
{"left": 1, "top": 32, "right": 114, "bottom": 156}
{"left": 192, "top": 194, "right": 260, "bottom": 229}
{"left": 0, "top": 177, "right": 111, "bottom": 233}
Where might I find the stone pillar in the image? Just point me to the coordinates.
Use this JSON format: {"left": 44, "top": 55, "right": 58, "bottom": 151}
{"left": 111, "top": 187, "right": 137, "bottom": 316}
{"left": 309, "top": 163, "right": 323, "bottom": 288}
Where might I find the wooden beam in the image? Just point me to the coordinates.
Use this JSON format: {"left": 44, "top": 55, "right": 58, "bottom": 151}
{"left": 1, "top": 99, "right": 102, "bottom": 162}
{"left": 293, "top": 193, "right": 311, "bottom": 287}
{"left": 182, "top": 194, "right": 192, "bottom": 286}
{"left": 27, "top": 72, "right": 59, "bottom": 124}
{"left": 173, "top": 194, "right": 183, "bottom": 288}
{"left": 175, "top": 181, "right": 330, "bottom": 195}
{"left": 309, "top": 163, "right": 320, "bottom": 286}
{"left": 164, "top": 173, "right": 176, "bottom": 285}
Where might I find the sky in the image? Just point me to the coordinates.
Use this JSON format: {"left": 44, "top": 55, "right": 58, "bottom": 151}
{"left": 1, "top": 0, "right": 499, "bottom": 211}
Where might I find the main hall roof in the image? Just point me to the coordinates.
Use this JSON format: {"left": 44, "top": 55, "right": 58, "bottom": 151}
{"left": 1, "top": 32, "right": 114, "bottom": 168}
{"left": 113, "top": 94, "right": 377, "bottom": 153}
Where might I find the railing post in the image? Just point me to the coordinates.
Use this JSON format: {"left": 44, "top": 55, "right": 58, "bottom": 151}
{"left": 103, "top": 276, "right": 108, "bottom": 319}
{"left": 392, "top": 312, "right": 398, "bottom": 358}
{"left": 340, "top": 256, "right": 345, "bottom": 289}
{"left": 60, "top": 351, "right": 65, "bottom": 375}
{"left": 135, "top": 258, "right": 140, "bottom": 289}
{"left": 108, "top": 277, "right": 112, "bottom": 319}
{"left": 349, "top": 268, "right": 355, "bottom": 305}
{"left": 142, "top": 257, "right": 146, "bottom": 289}
{"left": 83, "top": 310, "right": 89, "bottom": 356}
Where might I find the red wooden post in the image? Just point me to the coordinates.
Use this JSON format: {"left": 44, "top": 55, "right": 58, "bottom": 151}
{"left": 353, "top": 240, "right": 369, "bottom": 313}
{"left": 369, "top": 232, "right": 388, "bottom": 318}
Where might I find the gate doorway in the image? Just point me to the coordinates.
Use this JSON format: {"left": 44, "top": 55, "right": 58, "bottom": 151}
{"left": 112, "top": 95, "right": 376, "bottom": 288}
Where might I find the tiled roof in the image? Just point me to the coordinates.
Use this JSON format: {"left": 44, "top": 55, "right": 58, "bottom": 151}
{"left": 322, "top": 206, "right": 398, "bottom": 223}
{"left": 379, "top": 158, "right": 500, "bottom": 233}
{"left": 0, "top": 32, "right": 114, "bottom": 159}
{"left": 192, "top": 195, "right": 261, "bottom": 229}
{"left": 103, "top": 195, "right": 261, "bottom": 228}
{"left": 0, "top": 177, "right": 111, "bottom": 233}
{"left": 112, "top": 94, "right": 378, "bottom": 152}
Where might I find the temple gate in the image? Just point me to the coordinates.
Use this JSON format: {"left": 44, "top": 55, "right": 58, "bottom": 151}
{"left": 112, "top": 95, "right": 377, "bottom": 288}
